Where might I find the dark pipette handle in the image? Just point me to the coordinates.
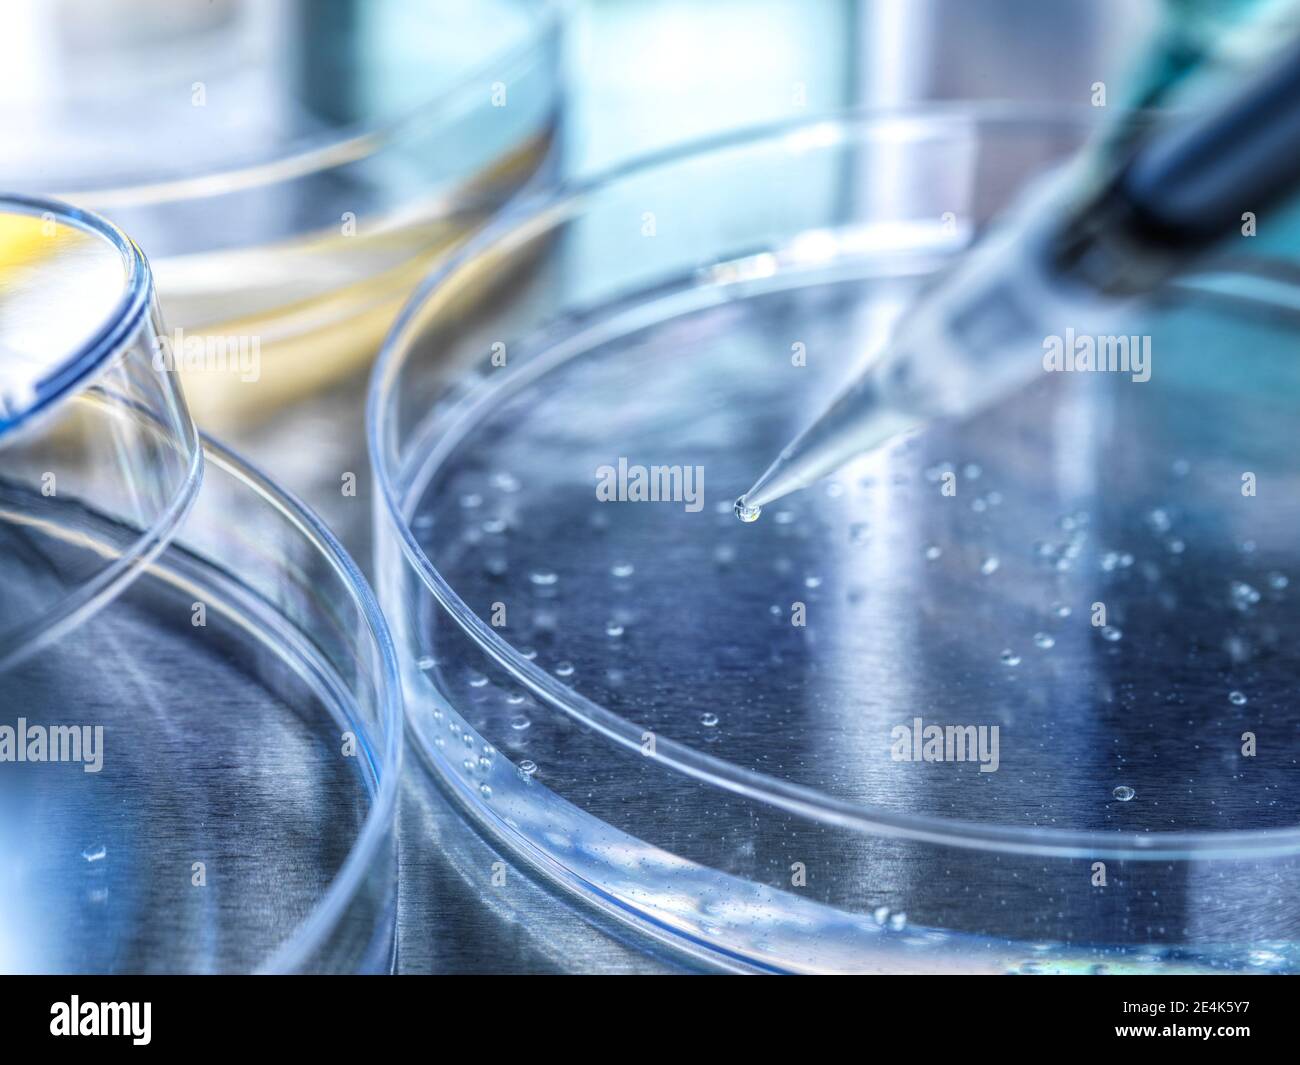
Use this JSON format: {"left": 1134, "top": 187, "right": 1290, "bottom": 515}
{"left": 1055, "top": 33, "right": 1300, "bottom": 293}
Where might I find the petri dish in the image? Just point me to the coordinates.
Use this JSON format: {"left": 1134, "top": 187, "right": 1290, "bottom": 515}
{"left": 1, "top": 196, "right": 401, "bottom": 973}
{"left": 372, "top": 106, "right": 1300, "bottom": 973}
{"left": 3, "top": 0, "right": 563, "bottom": 426}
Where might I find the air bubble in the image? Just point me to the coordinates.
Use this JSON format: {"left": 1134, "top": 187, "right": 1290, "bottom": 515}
{"left": 1112, "top": 785, "right": 1135, "bottom": 802}
{"left": 1230, "top": 581, "right": 1261, "bottom": 609}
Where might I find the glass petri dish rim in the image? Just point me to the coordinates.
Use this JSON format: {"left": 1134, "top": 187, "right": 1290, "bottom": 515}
{"left": 369, "top": 102, "right": 1300, "bottom": 862}
{"left": 51, "top": 0, "right": 569, "bottom": 211}
{"left": 0, "top": 193, "right": 154, "bottom": 442}
{"left": 0, "top": 192, "right": 204, "bottom": 673}
{"left": 196, "top": 433, "right": 405, "bottom": 974}
{"left": 0, "top": 194, "right": 402, "bottom": 967}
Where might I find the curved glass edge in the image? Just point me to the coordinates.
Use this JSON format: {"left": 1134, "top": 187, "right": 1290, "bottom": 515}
{"left": 185, "top": 436, "right": 403, "bottom": 974}
{"left": 53, "top": 0, "right": 570, "bottom": 210}
{"left": 367, "top": 106, "right": 1300, "bottom": 863}
{"left": 0, "top": 194, "right": 154, "bottom": 438}
{"left": 0, "top": 195, "right": 202, "bottom": 672}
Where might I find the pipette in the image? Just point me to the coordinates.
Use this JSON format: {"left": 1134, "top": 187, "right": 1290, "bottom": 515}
{"left": 737, "top": 34, "right": 1300, "bottom": 521}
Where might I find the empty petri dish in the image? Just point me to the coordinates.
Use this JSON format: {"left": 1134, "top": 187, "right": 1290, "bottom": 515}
{"left": 3, "top": 0, "right": 563, "bottom": 426}
{"left": 1, "top": 196, "right": 401, "bottom": 973}
{"left": 372, "top": 107, "right": 1300, "bottom": 973}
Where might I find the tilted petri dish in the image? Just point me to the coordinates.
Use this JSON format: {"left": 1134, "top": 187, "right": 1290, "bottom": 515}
{"left": 0, "top": 196, "right": 401, "bottom": 973}
{"left": 372, "top": 107, "right": 1300, "bottom": 973}
{"left": 3, "top": 0, "right": 564, "bottom": 426}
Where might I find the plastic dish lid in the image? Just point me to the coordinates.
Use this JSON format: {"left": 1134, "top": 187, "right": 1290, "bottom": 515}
{"left": 0, "top": 194, "right": 401, "bottom": 973}
{"left": 371, "top": 107, "right": 1300, "bottom": 974}
{"left": 1, "top": 0, "right": 564, "bottom": 426}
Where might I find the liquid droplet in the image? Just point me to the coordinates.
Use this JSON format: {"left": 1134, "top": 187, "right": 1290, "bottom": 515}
{"left": 701, "top": 712, "right": 719, "bottom": 728}
{"left": 610, "top": 562, "right": 635, "bottom": 578}
{"left": 1229, "top": 690, "right": 1248, "bottom": 706}
{"left": 1100, "top": 625, "right": 1123, "bottom": 643}
{"left": 1033, "top": 632, "right": 1055, "bottom": 650}
{"left": 1230, "top": 581, "right": 1261, "bottom": 610}
{"left": 555, "top": 661, "right": 575, "bottom": 678}
{"left": 980, "top": 556, "right": 1000, "bottom": 576}
{"left": 1113, "top": 785, "right": 1136, "bottom": 802}
{"left": 82, "top": 845, "right": 107, "bottom": 863}
{"left": 734, "top": 497, "right": 761, "bottom": 523}
{"left": 518, "top": 759, "right": 538, "bottom": 779}
{"left": 1000, "top": 649, "right": 1021, "bottom": 666}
